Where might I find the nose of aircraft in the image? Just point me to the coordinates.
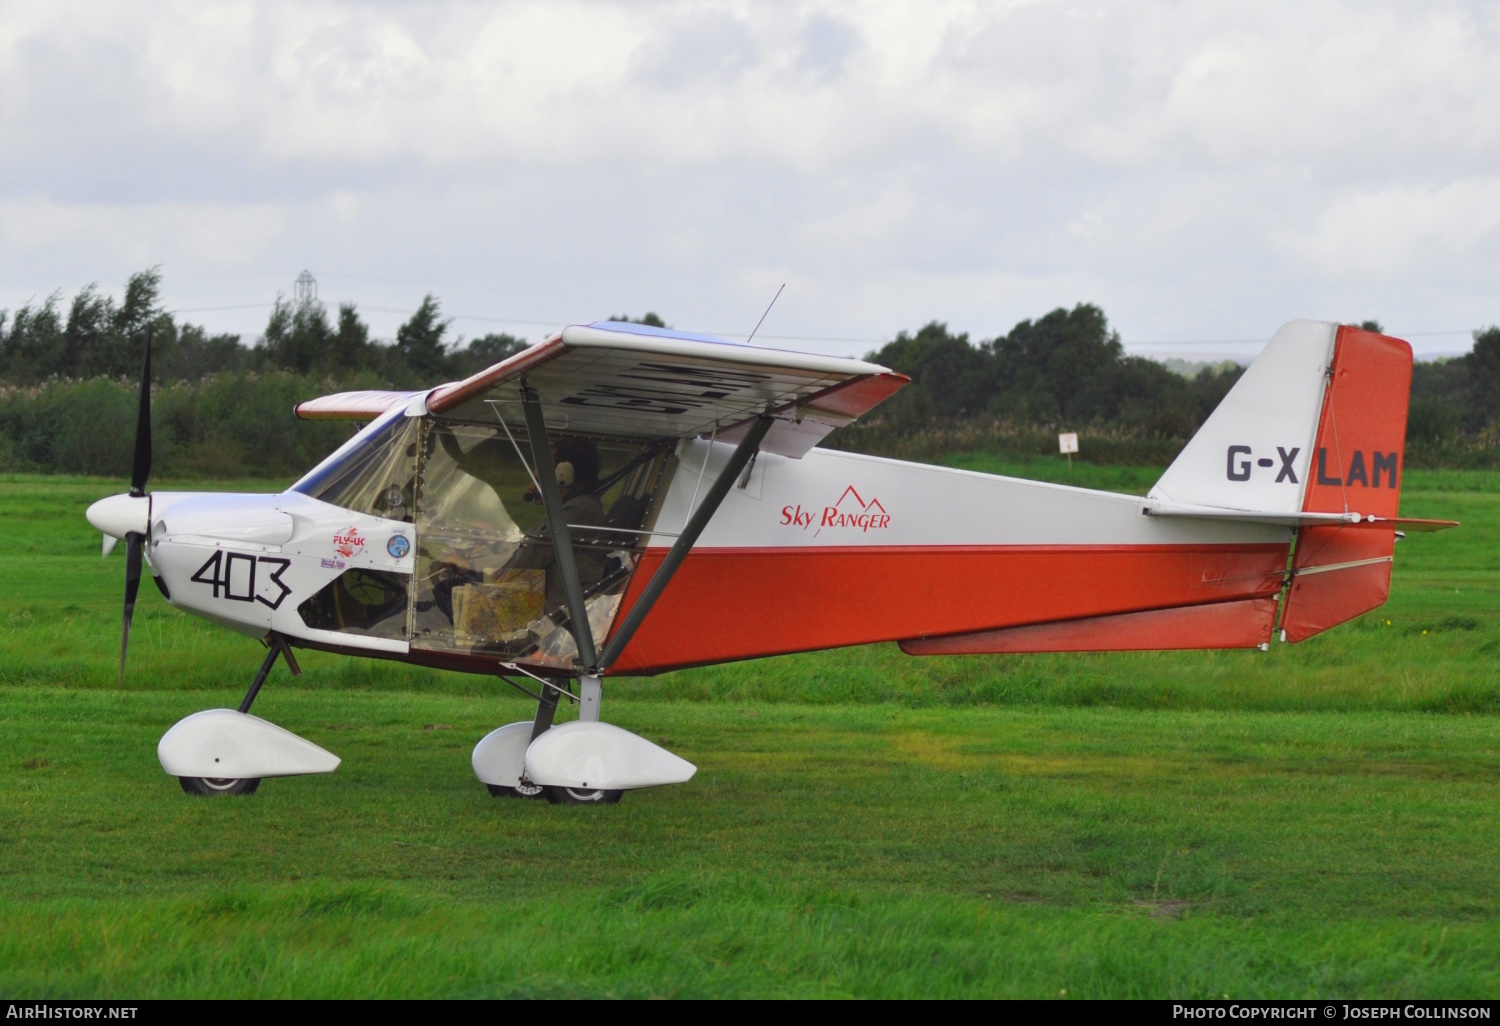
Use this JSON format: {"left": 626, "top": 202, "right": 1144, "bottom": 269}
{"left": 87, "top": 493, "right": 151, "bottom": 540}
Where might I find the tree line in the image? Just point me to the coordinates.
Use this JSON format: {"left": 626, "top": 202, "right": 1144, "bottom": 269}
{"left": 1407, "top": 331, "right": 1500, "bottom": 441}
{"left": 0, "top": 268, "right": 529, "bottom": 387}
{"left": 859, "top": 305, "right": 1245, "bottom": 439}
{"left": 839, "top": 313, "right": 1500, "bottom": 467}
{"left": 1, "top": 268, "right": 1498, "bottom": 477}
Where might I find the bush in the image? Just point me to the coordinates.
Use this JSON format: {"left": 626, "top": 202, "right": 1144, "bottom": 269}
{"left": 0, "top": 374, "right": 362, "bottom": 479}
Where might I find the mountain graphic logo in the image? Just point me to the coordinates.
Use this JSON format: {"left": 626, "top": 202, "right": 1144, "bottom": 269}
{"left": 834, "top": 486, "right": 886, "bottom": 514}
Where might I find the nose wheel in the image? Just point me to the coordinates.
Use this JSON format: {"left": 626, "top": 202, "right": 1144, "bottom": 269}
{"left": 487, "top": 782, "right": 546, "bottom": 799}
{"left": 544, "top": 785, "right": 623, "bottom": 805}
{"left": 179, "top": 776, "right": 261, "bottom": 796}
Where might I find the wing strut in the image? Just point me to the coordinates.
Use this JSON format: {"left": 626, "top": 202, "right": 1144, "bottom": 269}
{"left": 596, "top": 410, "right": 774, "bottom": 673}
{"left": 520, "top": 383, "right": 600, "bottom": 670}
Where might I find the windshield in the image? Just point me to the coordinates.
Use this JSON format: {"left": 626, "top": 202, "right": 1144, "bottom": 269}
{"left": 290, "top": 406, "right": 419, "bottom": 520}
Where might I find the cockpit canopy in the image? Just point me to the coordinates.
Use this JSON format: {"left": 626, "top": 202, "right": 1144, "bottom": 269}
{"left": 291, "top": 405, "right": 672, "bottom": 668}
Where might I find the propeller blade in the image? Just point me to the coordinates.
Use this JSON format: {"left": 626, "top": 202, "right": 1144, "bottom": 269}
{"left": 102, "top": 533, "right": 118, "bottom": 557}
{"left": 120, "top": 327, "right": 153, "bottom": 683}
{"left": 129, "top": 326, "right": 153, "bottom": 498}
{"left": 121, "top": 532, "right": 143, "bottom": 685}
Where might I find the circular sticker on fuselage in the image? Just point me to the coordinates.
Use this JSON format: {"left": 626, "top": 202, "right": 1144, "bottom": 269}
{"left": 387, "top": 534, "right": 411, "bottom": 559}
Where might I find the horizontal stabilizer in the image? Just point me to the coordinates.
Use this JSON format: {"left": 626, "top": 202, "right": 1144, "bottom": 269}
{"left": 1144, "top": 502, "right": 1360, "bottom": 528}
{"left": 1144, "top": 502, "right": 1458, "bottom": 532}
{"left": 1387, "top": 517, "right": 1460, "bottom": 533}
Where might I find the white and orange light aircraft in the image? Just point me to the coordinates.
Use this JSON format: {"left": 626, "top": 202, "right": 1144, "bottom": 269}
{"left": 86, "top": 318, "right": 1453, "bottom": 803}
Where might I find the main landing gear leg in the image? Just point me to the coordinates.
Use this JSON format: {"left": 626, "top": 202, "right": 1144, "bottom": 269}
{"left": 578, "top": 675, "right": 601, "bottom": 722}
{"left": 542, "top": 675, "right": 621, "bottom": 805}
{"left": 530, "top": 681, "right": 562, "bottom": 741}
{"left": 493, "top": 385, "right": 748, "bottom": 808}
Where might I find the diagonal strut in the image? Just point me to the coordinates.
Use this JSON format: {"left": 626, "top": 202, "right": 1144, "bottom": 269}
{"left": 519, "top": 383, "right": 599, "bottom": 670}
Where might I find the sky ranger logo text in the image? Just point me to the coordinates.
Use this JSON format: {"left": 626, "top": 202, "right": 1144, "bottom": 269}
{"left": 782, "top": 486, "right": 891, "bottom": 538}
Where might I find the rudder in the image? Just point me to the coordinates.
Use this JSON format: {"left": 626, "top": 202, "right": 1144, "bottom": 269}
{"left": 1278, "top": 325, "right": 1412, "bottom": 641}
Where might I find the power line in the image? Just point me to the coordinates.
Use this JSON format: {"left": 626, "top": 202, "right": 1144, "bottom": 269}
{"left": 1122, "top": 329, "right": 1477, "bottom": 348}
{"left": 170, "top": 303, "right": 278, "bottom": 314}
{"left": 147, "top": 296, "right": 1489, "bottom": 351}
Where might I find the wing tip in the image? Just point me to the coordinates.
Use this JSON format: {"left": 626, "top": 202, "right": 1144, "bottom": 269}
{"left": 293, "top": 390, "right": 419, "bottom": 422}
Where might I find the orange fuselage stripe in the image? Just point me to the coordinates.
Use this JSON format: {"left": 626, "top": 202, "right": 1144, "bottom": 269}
{"left": 605, "top": 542, "right": 1289, "bottom": 673}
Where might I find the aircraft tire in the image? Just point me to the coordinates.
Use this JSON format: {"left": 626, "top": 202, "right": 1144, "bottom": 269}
{"left": 487, "top": 782, "right": 546, "bottom": 799}
{"left": 179, "top": 775, "right": 261, "bottom": 796}
{"left": 543, "top": 786, "right": 623, "bottom": 805}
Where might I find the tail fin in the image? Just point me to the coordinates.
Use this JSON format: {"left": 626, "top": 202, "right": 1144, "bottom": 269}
{"left": 1149, "top": 319, "right": 1337, "bottom": 516}
{"left": 1147, "top": 320, "right": 1413, "bottom": 641}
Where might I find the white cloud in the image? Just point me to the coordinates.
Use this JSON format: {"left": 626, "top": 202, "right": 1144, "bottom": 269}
{"left": 1, "top": 0, "right": 1498, "bottom": 356}
{"left": 1278, "top": 178, "right": 1500, "bottom": 279}
{"left": 0, "top": 197, "right": 284, "bottom": 267}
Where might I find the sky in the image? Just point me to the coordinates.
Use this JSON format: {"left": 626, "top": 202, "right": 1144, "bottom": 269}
{"left": 2, "top": 0, "right": 1498, "bottom": 362}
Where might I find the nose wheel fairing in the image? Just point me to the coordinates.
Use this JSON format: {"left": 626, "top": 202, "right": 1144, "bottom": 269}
{"left": 157, "top": 709, "right": 340, "bottom": 781}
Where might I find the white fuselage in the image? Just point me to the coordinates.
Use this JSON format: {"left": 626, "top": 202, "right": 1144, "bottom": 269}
{"left": 112, "top": 437, "right": 1286, "bottom": 673}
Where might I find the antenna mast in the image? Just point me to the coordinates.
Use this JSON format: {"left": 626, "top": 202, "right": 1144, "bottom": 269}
{"left": 746, "top": 283, "right": 785, "bottom": 345}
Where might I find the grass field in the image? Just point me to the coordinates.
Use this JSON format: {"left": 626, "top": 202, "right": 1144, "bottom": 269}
{"left": 2, "top": 459, "right": 1498, "bottom": 998}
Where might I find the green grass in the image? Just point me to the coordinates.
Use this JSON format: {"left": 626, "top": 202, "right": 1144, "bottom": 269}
{"left": 7, "top": 692, "right": 1500, "bottom": 998}
{"left": 2, "top": 464, "right": 1499, "bottom": 997}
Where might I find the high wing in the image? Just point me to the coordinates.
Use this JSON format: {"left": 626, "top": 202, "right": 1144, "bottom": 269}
{"left": 295, "top": 321, "right": 908, "bottom": 457}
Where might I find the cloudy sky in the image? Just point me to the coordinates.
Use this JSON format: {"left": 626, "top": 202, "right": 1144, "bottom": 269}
{"left": 2, "top": 0, "right": 1498, "bottom": 361}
